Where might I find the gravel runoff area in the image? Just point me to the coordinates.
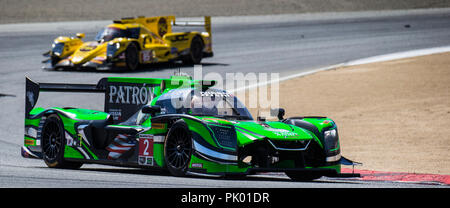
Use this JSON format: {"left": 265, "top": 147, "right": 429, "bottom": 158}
{"left": 240, "top": 52, "right": 450, "bottom": 175}
{"left": 1, "top": 0, "right": 450, "bottom": 24}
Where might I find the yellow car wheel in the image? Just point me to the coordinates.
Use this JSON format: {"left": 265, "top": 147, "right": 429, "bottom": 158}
{"left": 182, "top": 36, "right": 203, "bottom": 65}
{"left": 51, "top": 56, "right": 60, "bottom": 67}
{"left": 125, "top": 42, "right": 139, "bottom": 70}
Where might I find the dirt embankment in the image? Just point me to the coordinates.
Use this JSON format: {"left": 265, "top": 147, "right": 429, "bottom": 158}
{"left": 242, "top": 52, "right": 450, "bottom": 175}
{"left": 1, "top": 0, "right": 450, "bottom": 24}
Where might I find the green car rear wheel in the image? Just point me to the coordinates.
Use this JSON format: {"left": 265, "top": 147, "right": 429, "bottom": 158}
{"left": 42, "top": 114, "right": 83, "bottom": 169}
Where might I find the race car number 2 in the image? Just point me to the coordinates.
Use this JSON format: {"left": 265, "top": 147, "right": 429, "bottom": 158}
{"left": 138, "top": 136, "right": 154, "bottom": 166}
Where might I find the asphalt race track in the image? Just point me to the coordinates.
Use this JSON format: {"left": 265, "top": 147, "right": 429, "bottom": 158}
{"left": 1, "top": 9, "right": 450, "bottom": 188}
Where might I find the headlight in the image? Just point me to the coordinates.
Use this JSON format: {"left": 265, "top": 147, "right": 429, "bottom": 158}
{"left": 323, "top": 129, "right": 339, "bottom": 151}
{"left": 52, "top": 42, "right": 65, "bottom": 56}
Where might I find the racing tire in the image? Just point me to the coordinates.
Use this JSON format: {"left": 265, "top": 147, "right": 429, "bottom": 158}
{"left": 50, "top": 56, "right": 61, "bottom": 67}
{"left": 285, "top": 171, "right": 322, "bottom": 181}
{"left": 164, "top": 120, "right": 193, "bottom": 177}
{"left": 182, "top": 35, "right": 204, "bottom": 65}
{"left": 41, "top": 114, "right": 83, "bottom": 169}
{"left": 125, "top": 42, "right": 139, "bottom": 71}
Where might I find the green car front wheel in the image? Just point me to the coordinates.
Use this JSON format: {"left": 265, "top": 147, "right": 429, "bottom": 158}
{"left": 164, "top": 120, "right": 193, "bottom": 177}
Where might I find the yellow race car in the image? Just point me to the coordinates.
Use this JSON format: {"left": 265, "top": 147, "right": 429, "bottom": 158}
{"left": 43, "top": 16, "right": 213, "bottom": 71}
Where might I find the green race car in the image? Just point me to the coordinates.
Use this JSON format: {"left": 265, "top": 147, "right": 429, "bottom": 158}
{"left": 22, "top": 75, "right": 360, "bottom": 181}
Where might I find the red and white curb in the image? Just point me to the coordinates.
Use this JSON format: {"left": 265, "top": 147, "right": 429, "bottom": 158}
{"left": 341, "top": 168, "right": 450, "bottom": 185}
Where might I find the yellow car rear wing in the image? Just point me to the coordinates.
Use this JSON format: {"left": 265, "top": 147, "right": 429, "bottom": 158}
{"left": 172, "top": 16, "right": 212, "bottom": 51}
{"left": 116, "top": 16, "right": 211, "bottom": 39}
{"left": 172, "top": 16, "right": 212, "bottom": 35}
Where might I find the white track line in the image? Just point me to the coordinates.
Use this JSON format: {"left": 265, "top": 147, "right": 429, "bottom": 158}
{"left": 232, "top": 45, "right": 450, "bottom": 92}
{"left": 346, "top": 45, "right": 450, "bottom": 66}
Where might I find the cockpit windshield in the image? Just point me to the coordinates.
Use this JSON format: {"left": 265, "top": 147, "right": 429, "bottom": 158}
{"left": 121, "top": 88, "right": 254, "bottom": 126}
{"left": 189, "top": 92, "right": 245, "bottom": 118}
{"left": 95, "top": 27, "right": 128, "bottom": 42}
{"left": 155, "top": 88, "right": 254, "bottom": 120}
{"left": 95, "top": 26, "right": 140, "bottom": 42}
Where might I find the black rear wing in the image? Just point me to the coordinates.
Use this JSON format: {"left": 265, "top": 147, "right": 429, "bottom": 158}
{"left": 25, "top": 77, "right": 107, "bottom": 119}
{"left": 25, "top": 76, "right": 215, "bottom": 123}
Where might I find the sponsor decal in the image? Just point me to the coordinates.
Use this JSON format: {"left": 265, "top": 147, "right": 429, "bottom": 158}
{"left": 140, "top": 134, "right": 165, "bottom": 143}
{"left": 76, "top": 125, "right": 91, "bottom": 147}
{"left": 271, "top": 130, "right": 298, "bottom": 137}
{"left": 76, "top": 133, "right": 83, "bottom": 146}
{"left": 108, "top": 108, "right": 122, "bottom": 121}
{"left": 105, "top": 82, "right": 157, "bottom": 123}
{"left": 138, "top": 137, "right": 154, "bottom": 166}
{"left": 108, "top": 85, "right": 154, "bottom": 105}
{"left": 201, "top": 91, "right": 232, "bottom": 97}
{"left": 139, "top": 156, "right": 154, "bottom": 166}
{"left": 260, "top": 125, "right": 298, "bottom": 137}
{"left": 151, "top": 123, "right": 165, "bottom": 129}
{"left": 141, "top": 50, "right": 154, "bottom": 62}
{"left": 158, "top": 17, "right": 168, "bottom": 37}
{"left": 171, "top": 34, "right": 188, "bottom": 42}
{"left": 139, "top": 134, "right": 153, "bottom": 139}
{"left": 191, "top": 163, "right": 203, "bottom": 168}
{"left": 24, "top": 138, "right": 35, "bottom": 145}
{"left": 145, "top": 18, "right": 157, "bottom": 24}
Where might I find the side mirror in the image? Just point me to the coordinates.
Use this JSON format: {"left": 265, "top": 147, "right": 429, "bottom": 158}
{"left": 270, "top": 108, "right": 285, "bottom": 120}
{"left": 76, "top": 33, "right": 85, "bottom": 39}
{"left": 142, "top": 105, "right": 161, "bottom": 116}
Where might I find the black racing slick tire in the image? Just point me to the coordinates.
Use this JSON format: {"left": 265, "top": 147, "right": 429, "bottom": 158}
{"left": 41, "top": 114, "right": 83, "bottom": 169}
{"left": 182, "top": 35, "right": 204, "bottom": 65}
{"left": 164, "top": 120, "right": 193, "bottom": 177}
{"left": 50, "top": 56, "right": 61, "bottom": 67}
{"left": 125, "top": 42, "right": 139, "bottom": 71}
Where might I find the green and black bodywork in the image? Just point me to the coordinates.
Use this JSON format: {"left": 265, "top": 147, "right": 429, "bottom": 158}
{"left": 22, "top": 75, "right": 360, "bottom": 180}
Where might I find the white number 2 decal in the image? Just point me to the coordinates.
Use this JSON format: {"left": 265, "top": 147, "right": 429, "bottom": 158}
{"left": 139, "top": 138, "right": 153, "bottom": 157}
{"left": 143, "top": 139, "right": 150, "bottom": 156}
